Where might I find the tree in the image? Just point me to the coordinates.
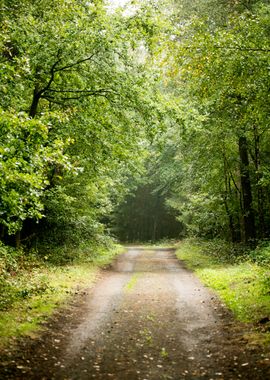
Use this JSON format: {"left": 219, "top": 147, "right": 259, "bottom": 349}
{"left": 0, "top": 0, "right": 170, "bottom": 249}
{"left": 0, "top": 110, "right": 75, "bottom": 245}
{"left": 152, "top": 1, "right": 270, "bottom": 243}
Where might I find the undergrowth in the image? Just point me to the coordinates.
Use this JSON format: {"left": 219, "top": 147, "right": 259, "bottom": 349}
{"left": 0, "top": 240, "right": 124, "bottom": 347}
{"left": 176, "top": 238, "right": 270, "bottom": 346}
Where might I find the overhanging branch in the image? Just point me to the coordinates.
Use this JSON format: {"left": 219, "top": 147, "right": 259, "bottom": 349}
{"left": 42, "top": 88, "right": 117, "bottom": 103}
{"left": 44, "top": 88, "right": 116, "bottom": 95}
{"left": 54, "top": 53, "right": 96, "bottom": 72}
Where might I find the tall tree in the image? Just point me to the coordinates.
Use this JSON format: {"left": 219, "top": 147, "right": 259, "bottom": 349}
{"left": 0, "top": 0, "right": 168, "bottom": 247}
{"left": 151, "top": 0, "right": 270, "bottom": 243}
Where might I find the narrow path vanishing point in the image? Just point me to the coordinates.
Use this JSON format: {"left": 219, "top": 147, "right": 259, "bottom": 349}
{"left": 0, "top": 248, "right": 269, "bottom": 380}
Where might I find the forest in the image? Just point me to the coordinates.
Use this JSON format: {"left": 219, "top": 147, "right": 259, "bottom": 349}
{"left": 0, "top": 0, "right": 270, "bottom": 346}
{"left": 1, "top": 0, "right": 270, "bottom": 250}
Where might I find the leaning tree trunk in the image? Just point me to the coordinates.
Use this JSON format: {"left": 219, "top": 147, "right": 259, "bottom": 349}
{"left": 238, "top": 136, "right": 256, "bottom": 243}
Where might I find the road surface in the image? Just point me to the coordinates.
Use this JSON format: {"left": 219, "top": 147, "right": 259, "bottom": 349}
{"left": 0, "top": 248, "right": 269, "bottom": 379}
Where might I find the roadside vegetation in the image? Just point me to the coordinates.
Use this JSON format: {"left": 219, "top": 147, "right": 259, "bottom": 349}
{"left": 176, "top": 239, "right": 270, "bottom": 345}
{"left": 0, "top": 242, "right": 123, "bottom": 347}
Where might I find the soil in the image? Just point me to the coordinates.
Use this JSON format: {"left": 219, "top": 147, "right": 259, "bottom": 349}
{"left": 0, "top": 248, "right": 269, "bottom": 380}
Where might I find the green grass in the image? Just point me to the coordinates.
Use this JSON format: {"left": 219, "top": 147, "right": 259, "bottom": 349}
{"left": 176, "top": 239, "right": 270, "bottom": 346}
{"left": 0, "top": 244, "right": 124, "bottom": 348}
{"left": 0, "top": 264, "right": 98, "bottom": 344}
{"left": 124, "top": 273, "right": 141, "bottom": 291}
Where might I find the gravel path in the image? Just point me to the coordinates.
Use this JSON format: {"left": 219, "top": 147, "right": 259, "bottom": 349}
{"left": 0, "top": 248, "right": 269, "bottom": 379}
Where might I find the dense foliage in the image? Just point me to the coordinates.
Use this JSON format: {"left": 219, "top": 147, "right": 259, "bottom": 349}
{"left": 0, "top": 0, "right": 167, "bottom": 251}
{"left": 1, "top": 0, "right": 270, "bottom": 250}
{"left": 149, "top": 0, "right": 270, "bottom": 244}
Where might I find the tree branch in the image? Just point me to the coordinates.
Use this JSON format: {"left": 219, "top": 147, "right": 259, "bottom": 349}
{"left": 44, "top": 88, "right": 115, "bottom": 95}
{"left": 38, "top": 52, "right": 97, "bottom": 97}
{"left": 39, "top": 58, "right": 62, "bottom": 96}
{"left": 41, "top": 95, "right": 66, "bottom": 105}
{"left": 54, "top": 53, "right": 96, "bottom": 72}
{"left": 42, "top": 89, "right": 115, "bottom": 103}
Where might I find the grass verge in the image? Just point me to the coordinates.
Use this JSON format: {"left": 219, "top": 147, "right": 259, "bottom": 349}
{"left": 176, "top": 239, "right": 270, "bottom": 346}
{"left": 0, "top": 244, "right": 124, "bottom": 349}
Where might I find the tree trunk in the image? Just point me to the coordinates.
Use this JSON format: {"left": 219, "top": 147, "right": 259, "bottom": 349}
{"left": 223, "top": 195, "right": 238, "bottom": 242}
{"left": 29, "top": 85, "right": 41, "bottom": 118}
{"left": 222, "top": 152, "right": 240, "bottom": 242}
{"left": 238, "top": 136, "right": 256, "bottom": 243}
{"left": 0, "top": 225, "right": 5, "bottom": 240}
{"left": 252, "top": 125, "right": 265, "bottom": 238}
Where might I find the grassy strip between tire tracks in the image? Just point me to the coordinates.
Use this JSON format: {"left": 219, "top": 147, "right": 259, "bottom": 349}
{"left": 175, "top": 239, "right": 270, "bottom": 346}
{"left": 0, "top": 245, "right": 124, "bottom": 349}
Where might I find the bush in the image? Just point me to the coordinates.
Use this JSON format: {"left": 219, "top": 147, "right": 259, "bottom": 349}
{"left": 189, "top": 238, "right": 248, "bottom": 264}
{"left": 0, "top": 277, "right": 18, "bottom": 310}
{"left": 249, "top": 241, "right": 270, "bottom": 266}
{"left": 0, "top": 242, "right": 22, "bottom": 275}
{"left": 0, "top": 242, "right": 50, "bottom": 310}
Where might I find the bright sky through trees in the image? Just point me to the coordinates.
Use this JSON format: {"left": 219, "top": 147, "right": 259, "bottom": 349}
{"left": 106, "top": 0, "right": 130, "bottom": 11}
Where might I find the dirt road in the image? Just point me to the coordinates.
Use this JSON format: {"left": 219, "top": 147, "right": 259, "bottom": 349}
{"left": 0, "top": 248, "right": 269, "bottom": 379}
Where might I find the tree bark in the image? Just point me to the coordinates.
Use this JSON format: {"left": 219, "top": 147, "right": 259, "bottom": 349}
{"left": 0, "top": 225, "right": 5, "bottom": 240}
{"left": 238, "top": 136, "right": 256, "bottom": 243}
{"left": 252, "top": 125, "right": 265, "bottom": 238}
{"left": 29, "top": 85, "right": 41, "bottom": 118}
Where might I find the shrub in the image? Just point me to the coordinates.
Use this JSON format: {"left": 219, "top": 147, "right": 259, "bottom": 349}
{"left": 249, "top": 241, "right": 270, "bottom": 266}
